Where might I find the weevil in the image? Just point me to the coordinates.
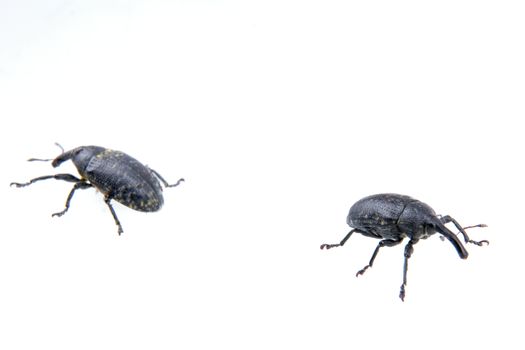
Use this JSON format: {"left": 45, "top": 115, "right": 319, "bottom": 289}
{"left": 320, "top": 193, "right": 488, "bottom": 301}
{"left": 11, "top": 144, "right": 184, "bottom": 234}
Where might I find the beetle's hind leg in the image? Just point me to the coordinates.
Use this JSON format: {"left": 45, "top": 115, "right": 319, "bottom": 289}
{"left": 440, "top": 215, "right": 489, "bottom": 246}
{"left": 149, "top": 168, "right": 185, "bottom": 188}
{"left": 356, "top": 237, "right": 404, "bottom": 277}
{"left": 104, "top": 196, "right": 124, "bottom": 235}
{"left": 52, "top": 181, "right": 92, "bottom": 217}
{"left": 399, "top": 238, "right": 419, "bottom": 302}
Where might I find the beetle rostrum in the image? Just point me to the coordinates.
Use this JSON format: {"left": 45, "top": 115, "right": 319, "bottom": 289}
{"left": 11, "top": 145, "right": 184, "bottom": 235}
{"left": 320, "top": 193, "right": 488, "bottom": 301}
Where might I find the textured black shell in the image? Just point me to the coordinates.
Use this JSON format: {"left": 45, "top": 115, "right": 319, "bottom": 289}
{"left": 74, "top": 147, "right": 164, "bottom": 212}
{"left": 347, "top": 193, "right": 438, "bottom": 240}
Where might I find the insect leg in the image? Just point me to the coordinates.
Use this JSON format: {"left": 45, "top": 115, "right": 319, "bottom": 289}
{"left": 356, "top": 237, "right": 403, "bottom": 277}
{"left": 52, "top": 181, "right": 93, "bottom": 217}
{"left": 320, "top": 229, "right": 356, "bottom": 250}
{"left": 440, "top": 215, "right": 489, "bottom": 246}
{"left": 149, "top": 168, "right": 185, "bottom": 188}
{"left": 10, "top": 173, "right": 82, "bottom": 188}
{"left": 399, "top": 238, "right": 419, "bottom": 302}
{"left": 104, "top": 196, "right": 124, "bottom": 235}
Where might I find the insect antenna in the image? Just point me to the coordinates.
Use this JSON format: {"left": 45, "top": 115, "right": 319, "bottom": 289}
{"left": 27, "top": 142, "right": 65, "bottom": 162}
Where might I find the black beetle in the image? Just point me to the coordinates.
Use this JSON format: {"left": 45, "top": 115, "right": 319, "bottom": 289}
{"left": 320, "top": 193, "right": 488, "bottom": 301}
{"left": 11, "top": 144, "right": 184, "bottom": 235}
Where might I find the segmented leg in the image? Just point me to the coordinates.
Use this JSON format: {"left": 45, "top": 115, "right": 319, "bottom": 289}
{"left": 440, "top": 215, "right": 489, "bottom": 246}
{"left": 320, "top": 229, "right": 356, "bottom": 250}
{"left": 356, "top": 237, "right": 404, "bottom": 277}
{"left": 150, "top": 168, "right": 185, "bottom": 188}
{"left": 104, "top": 196, "right": 123, "bottom": 235}
{"left": 399, "top": 238, "right": 419, "bottom": 302}
{"left": 52, "top": 181, "right": 93, "bottom": 217}
{"left": 10, "top": 173, "right": 81, "bottom": 188}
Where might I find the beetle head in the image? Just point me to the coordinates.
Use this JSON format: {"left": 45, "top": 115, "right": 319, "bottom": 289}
{"left": 52, "top": 146, "right": 105, "bottom": 171}
{"left": 400, "top": 201, "right": 468, "bottom": 259}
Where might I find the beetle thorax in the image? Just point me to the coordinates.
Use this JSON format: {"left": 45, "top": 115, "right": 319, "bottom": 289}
{"left": 70, "top": 146, "right": 106, "bottom": 176}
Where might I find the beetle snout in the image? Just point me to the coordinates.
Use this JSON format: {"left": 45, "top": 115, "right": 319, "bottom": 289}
{"left": 437, "top": 223, "right": 469, "bottom": 259}
{"left": 51, "top": 147, "right": 88, "bottom": 168}
{"left": 51, "top": 155, "right": 67, "bottom": 167}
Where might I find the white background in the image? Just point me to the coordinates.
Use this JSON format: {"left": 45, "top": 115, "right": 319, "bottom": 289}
{"left": 1, "top": 1, "right": 524, "bottom": 349}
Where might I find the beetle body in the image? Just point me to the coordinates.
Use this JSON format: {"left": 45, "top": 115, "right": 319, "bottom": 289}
{"left": 55, "top": 146, "right": 165, "bottom": 212}
{"left": 321, "top": 193, "right": 488, "bottom": 301}
{"left": 347, "top": 194, "right": 468, "bottom": 258}
{"left": 11, "top": 145, "right": 184, "bottom": 234}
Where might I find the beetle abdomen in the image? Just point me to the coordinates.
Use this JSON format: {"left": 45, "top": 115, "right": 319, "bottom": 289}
{"left": 346, "top": 193, "right": 414, "bottom": 238}
{"left": 84, "top": 149, "right": 164, "bottom": 212}
{"left": 110, "top": 176, "right": 163, "bottom": 212}
{"left": 347, "top": 194, "right": 412, "bottom": 225}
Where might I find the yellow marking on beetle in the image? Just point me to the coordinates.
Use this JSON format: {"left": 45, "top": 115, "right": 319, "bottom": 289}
{"left": 96, "top": 149, "right": 115, "bottom": 158}
{"left": 96, "top": 149, "right": 126, "bottom": 159}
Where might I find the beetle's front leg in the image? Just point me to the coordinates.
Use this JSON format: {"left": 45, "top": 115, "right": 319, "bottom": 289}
{"left": 399, "top": 238, "right": 419, "bottom": 302}
{"left": 10, "top": 173, "right": 82, "bottom": 188}
{"left": 356, "top": 237, "right": 403, "bottom": 277}
{"left": 104, "top": 196, "right": 124, "bottom": 235}
{"left": 440, "top": 215, "right": 489, "bottom": 246}
{"left": 320, "top": 229, "right": 356, "bottom": 250}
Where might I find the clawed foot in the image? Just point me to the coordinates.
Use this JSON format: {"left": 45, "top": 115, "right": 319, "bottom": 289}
{"left": 355, "top": 265, "right": 370, "bottom": 277}
{"left": 399, "top": 284, "right": 406, "bottom": 302}
{"left": 468, "top": 239, "right": 489, "bottom": 246}
{"left": 167, "top": 178, "right": 185, "bottom": 188}
{"left": 52, "top": 209, "right": 67, "bottom": 218}
{"left": 320, "top": 243, "right": 340, "bottom": 250}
